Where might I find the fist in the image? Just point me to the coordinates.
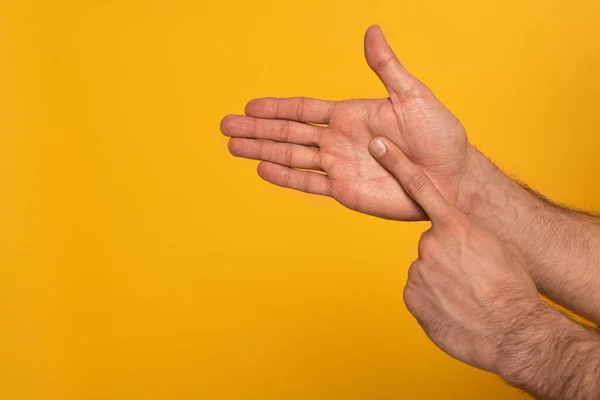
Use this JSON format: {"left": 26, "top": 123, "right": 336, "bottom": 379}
{"left": 368, "top": 137, "right": 540, "bottom": 373}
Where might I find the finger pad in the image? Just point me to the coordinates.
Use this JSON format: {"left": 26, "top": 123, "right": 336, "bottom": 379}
{"left": 256, "top": 162, "right": 280, "bottom": 182}
{"left": 227, "top": 138, "right": 250, "bottom": 156}
{"left": 245, "top": 98, "right": 270, "bottom": 117}
{"left": 220, "top": 115, "right": 237, "bottom": 135}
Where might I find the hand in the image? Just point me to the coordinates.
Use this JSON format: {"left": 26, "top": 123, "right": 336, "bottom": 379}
{"left": 221, "top": 25, "right": 471, "bottom": 220}
{"left": 368, "top": 136, "right": 540, "bottom": 373}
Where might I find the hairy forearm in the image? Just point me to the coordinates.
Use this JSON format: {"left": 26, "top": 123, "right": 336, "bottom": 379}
{"left": 495, "top": 303, "right": 600, "bottom": 399}
{"left": 456, "top": 146, "right": 600, "bottom": 322}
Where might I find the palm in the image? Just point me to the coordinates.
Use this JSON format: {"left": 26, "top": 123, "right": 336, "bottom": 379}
{"left": 321, "top": 94, "right": 466, "bottom": 220}
{"left": 221, "top": 26, "right": 469, "bottom": 221}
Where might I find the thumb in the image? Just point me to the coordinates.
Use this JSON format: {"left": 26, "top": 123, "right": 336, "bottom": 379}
{"left": 364, "top": 25, "right": 419, "bottom": 100}
{"left": 368, "top": 137, "right": 456, "bottom": 224}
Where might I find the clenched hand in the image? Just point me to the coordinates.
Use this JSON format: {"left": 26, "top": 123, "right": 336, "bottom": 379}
{"left": 369, "top": 136, "right": 541, "bottom": 373}
{"left": 221, "top": 25, "right": 471, "bottom": 220}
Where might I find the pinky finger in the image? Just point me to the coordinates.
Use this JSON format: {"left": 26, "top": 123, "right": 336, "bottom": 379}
{"left": 257, "top": 161, "right": 331, "bottom": 196}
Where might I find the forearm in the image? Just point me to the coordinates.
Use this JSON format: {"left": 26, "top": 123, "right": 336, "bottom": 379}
{"left": 495, "top": 303, "right": 600, "bottom": 399}
{"left": 457, "top": 146, "right": 600, "bottom": 322}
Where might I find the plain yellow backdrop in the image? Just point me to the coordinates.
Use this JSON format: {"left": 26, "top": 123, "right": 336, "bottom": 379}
{"left": 1, "top": 0, "right": 599, "bottom": 399}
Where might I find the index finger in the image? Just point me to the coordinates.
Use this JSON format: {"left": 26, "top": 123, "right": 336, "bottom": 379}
{"left": 368, "top": 137, "right": 457, "bottom": 224}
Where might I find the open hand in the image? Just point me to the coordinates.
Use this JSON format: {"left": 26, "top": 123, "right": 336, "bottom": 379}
{"left": 221, "top": 25, "right": 471, "bottom": 220}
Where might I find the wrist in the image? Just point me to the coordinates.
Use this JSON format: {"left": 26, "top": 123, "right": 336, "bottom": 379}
{"left": 454, "top": 145, "right": 487, "bottom": 216}
{"left": 454, "top": 145, "right": 542, "bottom": 244}
{"left": 492, "top": 301, "right": 557, "bottom": 380}
{"left": 494, "top": 303, "right": 600, "bottom": 399}
{"left": 455, "top": 146, "right": 513, "bottom": 220}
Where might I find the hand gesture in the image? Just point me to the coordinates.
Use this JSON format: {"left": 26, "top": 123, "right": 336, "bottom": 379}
{"left": 221, "top": 26, "right": 471, "bottom": 220}
{"left": 369, "top": 136, "right": 539, "bottom": 372}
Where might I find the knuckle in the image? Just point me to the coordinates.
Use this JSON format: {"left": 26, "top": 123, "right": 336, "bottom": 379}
{"left": 256, "top": 141, "right": 264, "bottom": 160}
{"left": 409, "top": 83, "right": 430, "bottom": 99}
{"left": 402, "top": 284, "right": 418, "bottom": 314}
{"left": 312, "top": 150, "right": 321, "bottom": 169}
{"left": 403, "top": 282, "right": 427, "bottom": 321}
{"left": 278, "top": 120, "right": 291, "bottom": 142}
{"left": 387, "top": 153, "right": 401, "bottom": 168}
{"left": 311, "top": 127, "right": 322, "bottom": 145}
{"left": 442, "top": 214, "right": 468, "bottom": 238}
{"left": 249, "top": 118, "right": 257, "bottom": 138}
{"left": 283, "top": 166, "right": 291, "bottom": 187}
{"left": 301, "top": 172, "right": 311, "bottom": 192}
{"left": 417, "top": 232, "right": 435, "bottom": 257}
{"left": 271, "top": 98, "right": 280, "bottom": 117}
{"left": 437, "top": 214, "right": 456, "bottom": 231}
{"left": 373, "top": 54, "right": 395, "bottom": 74}
{"left": 406, "top": 173, "right": 427, "bottom": 196}
{"left": 403, "top": 82, "right": 432, "bottom": 101}
{"left": 405, "top": 261, "right": 425, "bottom": 314}
{"left": 441, "top": 214, "right": 459, "bottom": 228}
{"left": 295, "top": 97, "right": 305, "bottom": 120}
{"left": 407, "top": 261, "right": 420, "bottom": 283}
{"left": 282, "top": 144, "right": 293, "bottom": 165}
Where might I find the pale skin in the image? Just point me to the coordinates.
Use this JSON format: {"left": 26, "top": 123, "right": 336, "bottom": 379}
{"left": 221, "top": 25, "right": 600, "bottom": 398}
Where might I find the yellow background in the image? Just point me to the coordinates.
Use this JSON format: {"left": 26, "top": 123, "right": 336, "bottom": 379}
{"left": 1, "top": 0, "right": 599, "bottom": 399}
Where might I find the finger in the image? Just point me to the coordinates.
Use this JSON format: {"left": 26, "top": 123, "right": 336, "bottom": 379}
{"left": 257, "top": 161, "right": 331, "bottom": 196}
{"left": 245, "top": 97, "right": 336, "bottom": 124}
{"left": 229, "top": 138, "right": 321, "bottom": 170}
{"left": 220, "top": 115, "right": 322, "bottom": 147}
{"left": 368, "top": 137, "right": 456, "bottom": 223}
{"left": 364, "top": 25, "right": 422, "bottom": 100}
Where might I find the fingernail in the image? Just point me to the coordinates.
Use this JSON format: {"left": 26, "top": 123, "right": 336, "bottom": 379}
{"left": 369, "top": 139, "right": 387, "bottom": 157}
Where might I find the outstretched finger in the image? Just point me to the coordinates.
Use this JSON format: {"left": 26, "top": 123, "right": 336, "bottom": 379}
{"left": 228, "top": 138, "right": 321, "bottom": 170}
{"left": 364, "top": 25, "right": 423, "bottom": 101}
{"left": 220, "top": 114, "right": 323, "bottom": 147}
{"left": 257, "top": 161, "right": 331, "bottom": 196}
{"left": 245, "top": 97, "right": 337, "bottom": 125}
